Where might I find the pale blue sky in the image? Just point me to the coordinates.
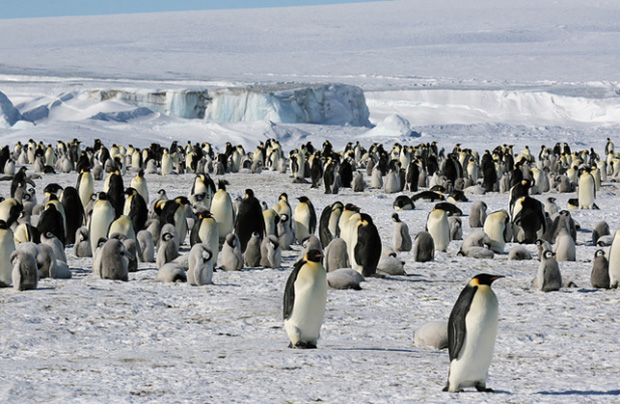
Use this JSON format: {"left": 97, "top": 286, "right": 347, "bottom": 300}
{"left": 1, "top": 0, "right": 381, "bottom": 19}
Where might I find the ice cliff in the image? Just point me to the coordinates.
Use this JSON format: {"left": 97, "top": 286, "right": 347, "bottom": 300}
{"left": 90, "top": 83, "right": 370, "bottom": 126}
{"left": 0, "top": 91, "right": 22, "bottom": 128}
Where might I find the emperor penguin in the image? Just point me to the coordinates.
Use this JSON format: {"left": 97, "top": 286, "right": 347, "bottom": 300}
{"left": 536, "top": 250, "right": 562, "bottom": 292}
{"left": 469, "top": 201, "right": 487, "bottom": 229}
{"left": 349, "top": 213, "right": 382, "bottom": 277}
{"left": 220, "top": 233, "right": 243, "bottom": 271}
{"left": 61, "top": 186, "right": 84, "bottom": 245}
{"left": 578, "top": 167, "right": 596, "bottom": 209}
{"left": 36, "top": 203, "right": 66, "bottom": 246}
{"left": 512, "top": 197, "right": 546, "bottom": 244}
{"left": 544, "top": 197, "right": 559, "bottom": 217}
{"left": 160, "top": 148, "right": 173, "bottom": 175}
{"left": 73, "top": 226, "right": 92, "bottom": 258}
{"left": 190, "top": 210, "right": 219, "bottom": 266}
{"left": 283, "top": 249, "right": 327, "bottom": 349}
{"left": 0, "top": 198, "right": 24, "bottom": 227}
{"left": 426, "top": 208, "right": 450, "bottom": 252}
{"left": 235, "top": 189, "right": 265, "bottom": 252}
{"left": 591, "top": 249, "right": 610, "bottom": 289}
{"left": 108, "top": 215, "right": 136, "bottom": 244}
{"left": 444, "top": 273, "right": 503, "bottom": 393}
{"left": 413, "top": 231, "right": 435, "bottom": 262}
{"left": 277, "top": 214, "right": 295, "bottom": 250}
{"left": 352, "top": 171, "right": 365, "bottom": 192}
{"left": 323, "top": 237, "right": 349, "bottom": 272}
{"left": 294, "top": 196, "right": 317, "bottom": 242}
{"left": 89, "top": 192, "right": 115, "bottom": 255}
{"left": 483, "top": 210, "right": 511, "bottom": 254}
{"left": 210, "top": 180, "right": 235, "bottom": 244}
{"left": 123, "top": 187, "right": 148, "bottom": 233}
{"left": 260, "top": 234, "right": 282, "bottom": 268}
{"left": 187, "top": 243, "right": 214, "bottom": 286}
{"left": 76, "top": 167, "right": 94, "bottom": 209}
{"left": 392, "top": 213, "right": 412, "bottom": 252}
{"left": 263, "top": 208, "right": 279, "bottom": 237}
{"left": 607, "top": 228, "right": 620, "bottom": 288}
{"left": 10, "top": 250, "right": 39, "bottom": 291}
{"left": 99, "top": 238, "right": 131, "bottom": 281}
{"left": 318, "top": 201, "right": 343, "bottom": 248}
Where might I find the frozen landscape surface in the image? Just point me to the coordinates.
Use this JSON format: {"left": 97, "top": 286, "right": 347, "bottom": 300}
{"left": 1, "top": 0, "right": 620, "bottom": 402}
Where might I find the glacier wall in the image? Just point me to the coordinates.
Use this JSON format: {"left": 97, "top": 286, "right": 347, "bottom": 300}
{"left": 90, "top": 84, "right": 370, "bottom": 126}
{"left": 0, "top": 90, "right": 22, "bottom": 128}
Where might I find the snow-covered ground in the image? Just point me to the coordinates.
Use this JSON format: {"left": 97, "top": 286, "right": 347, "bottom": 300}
{"left": 1, "top": 0, "right": 620, "bottom": 402}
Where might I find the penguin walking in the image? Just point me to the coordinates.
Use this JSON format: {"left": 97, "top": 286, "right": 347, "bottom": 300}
{"left": 294, "top": 196, "right": 317, "bottom": 243}
{"left": 392, "top": 213, "right": 412, "bottom": 252}
{"left": 536, "top": 250, "right": 562, "bottom": 292}
{"left": 591, "top": 249, "right": 610, "bottom": 289}
{"left": 444, "top": 273, "right": 503, "bottom": 393}
{"left": 283, "top": 249, "right": 327, "bottom": 349}
{"left": 426, "top": 208, "right": 450, "bottom": 252}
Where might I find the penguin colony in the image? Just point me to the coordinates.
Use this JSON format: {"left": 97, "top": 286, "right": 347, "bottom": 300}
{"left": 1, "top": 136, "right": 619, "bottom": 393}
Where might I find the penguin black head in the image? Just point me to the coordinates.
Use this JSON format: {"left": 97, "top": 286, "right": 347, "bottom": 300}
{"left": 470, "top": 273, "right": 504, "bottom": 286}
{"left": 297, "top": 196, "right": 310, "bottom": 203}
{"left": 359, "top": 213, "right": 374, "bottom": 225}
{"left": 124, "top": 187, "right": 137, "bottom": 196}
{"left": 0, "top": 219, "right": 9, "bottom": 230}
{"left": 44, "top": 183, "right": 63, "bottom": 194}
{"left": 175, "top": 196, "right": 190, "bottom": 205}
{"left": 245, "top": 189, "right": 255, "bottom": 199}
{"left": 279, "top": 193, "right": 288, "bottom": 201}
{"left": 199, "top": 210, "right": 213, "bottom": 219}
{"left": 344, "top": 203, "right": 360, "bottom": 212}
{"left": 217, "top": 180, "right": 229, "bottom": 191}
{"left": 392, "top": 213, "right": 400, "bottom": 222}
{"left": 97, "top": 192, "right": 108, "bottom": 200}
{"left": 306, "top": 249, "right": 323, "bottom": 263}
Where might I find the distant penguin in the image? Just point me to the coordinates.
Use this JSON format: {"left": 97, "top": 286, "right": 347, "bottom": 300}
{"left": 260, "top": 234, "right": 282, "bottom": 268}
{"left": 220, "top": 233, "right": 243, "bottom": 271}
{"left": 156, "top": 224, "right": 179, "bottom": 268}
{"left": 411, "top": 191, "right": 444, "bottom": 202}
{"left": 318, "top": 201, "right": 343, "bottom": 248}
{"left": 607, "top": 229, "right": 620, "bottom": 288}
{"left": 235, "top": 189, "right": 265, "bottom": 252}
{"left": 469, "top": 201, "right": 487, "bottom": 228}
{"left": 578, "top": 167, "right": 596, "bottom": 209}
{"left": 10, "top": 250, "right": 38, "bottom": 291}
{"left": 211, "top": 180, "right": 235, "bottom": 244}
{"left": 536, "top": 250, "right": 562, "bottom": 292}
{"left": 323, "top": 237, "right": 349, "bottom": 272}
{"left": 89, "top": 192, "right": 115, "bottom": 254}
{"left": 483, "top": 210, "right": 511, "bottom": 253}
{"left": 349, "top": 213, "right": 382, "bottom": 277}
{"left": 393, "top": 195, "right": 415, "bottom": 211}
{"left": 156, "top": 263, "right": 187, "bottom": 283}
{"left": 591, "top": 249, "right": 610, "bottom": 289}
{"left": 326, "top": 268, "right": 364, "bottom": 290}
{"left": 294, "top": 196, "right": 317, "bottom": 242}
{"left": 283, "top": 249, "right": 327, "bottom": 349}
{"left": 244, "top": 232, "right": 263, "bottom": 267}
{"left": 426, "top": 208, "right": 450, "bottom": 252}
{"left": 553, "top": 227, "right": 576, "bottom": 261}
{"left": 136, "top": 230, "right": 155, "bottom": 262}
{"left": 413, "top": 231, "right": 435, "bottom": 262}
{"left": 73, "top": 226, "right": 92, "bottom": 258}
{"left": 277, "top": 214, "right": 295, "bottom": 250}
{"left": 187, "top": 243, "right": 214, "bottom": 286}
{"left": 99, "top": 238, "right": 131, "bottom": 281}
{"left": 444, "top": 274, "right": 503, "bottom": 393}
{"left": 392, "top": 213, "right": 412, "bottom": 252}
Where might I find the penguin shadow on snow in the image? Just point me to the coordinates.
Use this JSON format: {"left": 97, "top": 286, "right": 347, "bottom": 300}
{"left": 538, "top": 389, "right": 620, "bottom": 396}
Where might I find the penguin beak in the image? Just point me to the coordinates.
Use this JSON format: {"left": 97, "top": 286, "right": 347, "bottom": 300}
{"left": 490, "top": 275, "right": 505, "bottom": 282}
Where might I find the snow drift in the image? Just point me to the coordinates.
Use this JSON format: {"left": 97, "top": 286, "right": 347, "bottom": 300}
{"left": 89, "top": 84, "right": 370, "bottom": 126}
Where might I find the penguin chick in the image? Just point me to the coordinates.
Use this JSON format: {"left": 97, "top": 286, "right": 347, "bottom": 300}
{"left": 553, "top": 227, "right": 576, "bottom": 261}
{"left": 413, "top": 231, "right": 435, "bottom": 262}
{"left": 136, "top": 230, "right": 155, "bottom": 263}
{"left": 187, "top": 243, "right": 214, "bottom": 286}
{"left": 535, "top": 250, "right": 562, "bottom": 292}
{"left": 156, "top": 224, "right": 179, "bottom": 269}
{"left": 41, "top": 232, "right": 67, "bottom": 263}
{"left": 444, "top": 273, "right": 503, "bottom": 393}
{"left": 220, "top": 233, "right": 243, "bottom": 271}
{"left": 39, "top": 243, "right": 71, "bottom": 279}
{"left": 11, "top": 250, "right": 39, "bottom": 291}
{"left": 326, "top": 268, "right": 364, "bottom": 290}
{"left": 508, "top": 245, "right": 532, "bottom": 260}
{"left": 277, "top": 214, "right": 295, "bottom": 250}
{"left": 469, "top": 201, "right": 487, "bottom": 228}
{"left": 156, "top": 263, "right": 187, "bottom": 283}
{"left": 99, "top": 238, "right": 132, "bottom": 281}
{"left": 414, "top": 320, "right": 448, "bottom": 350}
{"left": 392, "top": 213, "right": 412, "bottom": 252}
{"left": 283, "top": 249, "right": 327, "bottom": 349}
{"left": 457, "top": 246, "right": 494, "bottom": 259}
{"left": 377, "top": 253, "right": 406, "bottom": 276}
{"left": 73, "top": 226, "right": 92, "bottom": 258}
{"left": 323, "top": 238, "right": 349, "bottom": 272}
{"left": 243, "top": 232, "right": 262, "bottom": 268}
{"left": 590, "top": 249, "right": 610, "bottom": 289}
{"left": 260, "top": 235, "right": 282, "bottom": 268}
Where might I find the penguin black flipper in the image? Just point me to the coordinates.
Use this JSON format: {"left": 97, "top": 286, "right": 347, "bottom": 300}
{"left": 283, "top": 259, "right": 305, "bottom": 320}
{"left": 189, "top": 219, "right": 201, "bottom": 246}
{"left": 447, "top": 284, "right": 477, "bottom": 361}
{"left": 319, "top": 205, "right": 332, "bottom": 248}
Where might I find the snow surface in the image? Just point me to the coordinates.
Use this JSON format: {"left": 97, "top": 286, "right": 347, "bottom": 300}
{"left": 1, "top": 0, "right": 620, "bottom": 402}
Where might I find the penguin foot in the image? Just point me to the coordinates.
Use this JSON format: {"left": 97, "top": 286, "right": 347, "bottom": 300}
{"left": 475, "top": 384, "right": 494, "bottom": 393}
{"left": 290, "top": 341, "right": 317, "bottom": 349}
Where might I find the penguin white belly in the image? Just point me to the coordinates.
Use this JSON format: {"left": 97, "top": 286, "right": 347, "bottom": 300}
{"left": 199, "top": 221, "right": 219, "bottom": 265}
{"left": 90, "top": 206, "right": 115, "bottom": 253}
{"left": 294, "top": 204, "right": 311, "bottom": 241}
{"left": 0, "top": 231, "right": 16, "bottom": 286}
{"left": 285, "top": 273, "right": 327, "bottom": 344}
{"left": 427, "top": 216, "right": 449, "bottom": 252}
{"left": 608, "top": 229, "right": 620, "bottom": 287}
{"left": 578, "top": 175, "right": 595, "bottom": 209}
{"left": 448, "top": 288, "right": 498, "bottom": 390}
{"left": 211, "top": 194, "right": 234, "bottom": 241}
{"left": 484, "top": 220, "right": 506, "bottom": 254}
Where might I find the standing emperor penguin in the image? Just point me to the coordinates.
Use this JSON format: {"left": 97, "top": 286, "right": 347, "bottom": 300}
{"left": 444, "top": 273, "right": 503, "bottom": 393}
{"left": 0, "top": 220, "right": 17, "bottom": 287}
{"left": 283, "top": 249, "right": 327, "bottom": 349}
{"left": 123, "top": 187, "right": 148, "bottom": 233}
{"left": 89, "top": 193, "right": 115, "bottom": 255}
{"left": 210, "top": 180, "right": 235, "bottom": 244}
{"left": 159, "top": 196, "right": 190, "bottom": 246}
{"left": 392, "top": 213, "right": 412, "bottom": 252}
{"left": 130, "top": 169, "right": 149, "bottom": 205}
{"left": 190, "top": 210, "right": 219, "bottom": 266}
{"left": 607, "top": 228, "right": 620, "bottom": 288}
{"left": 76, "top": 167, "right": 94, "bottom": 212}
{"left": 349, "top": 213, "right": 382, "bottom": 277}
{"left": 235, "top": 189, "right": 265, "bottom": 252}
{"left": 578, "top": 167, "right": 596, "bottom": 209}
{"left": 318, "top": 201, "right": 343, "bottom": 248}
{"left": 426, "top": 208, "right": 450, "bottom": 252}
{"left": 591, "top": 249, "right": 610, "bottom": 289}
{"left": 294, "top": 196, "right": 317, "bottom": 242}
{"left": 61, "top": 187, "right": 84, "bottom": 245}
{"left": 483, "top": 210, "right": 511, "bottom": 254}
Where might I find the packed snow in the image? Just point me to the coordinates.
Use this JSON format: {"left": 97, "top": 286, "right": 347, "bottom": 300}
{"left": 1, "top": 0, "right": 620, "bottom": 402}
